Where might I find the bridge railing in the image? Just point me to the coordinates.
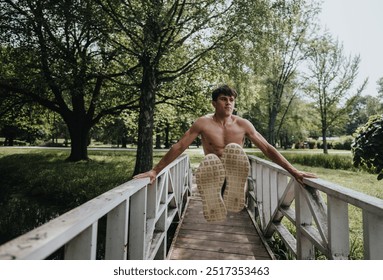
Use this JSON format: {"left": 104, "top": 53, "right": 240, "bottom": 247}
{"left": 0, "top": 154, "right": 191, "bottom": 260}
{"left": 246, "top": 155, "right": 383, "bottom": 260}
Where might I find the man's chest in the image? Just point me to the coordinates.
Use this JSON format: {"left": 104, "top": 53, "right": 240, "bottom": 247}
{"left": 201, "top": 125, "right": 246, "bottom": 143}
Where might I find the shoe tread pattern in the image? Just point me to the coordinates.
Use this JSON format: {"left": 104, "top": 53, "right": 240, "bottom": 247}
{"left": 195, "top": 154, "right": 227, "bottom": 222}
{"left": 222, "top": 143, "right": 250, "bottom": 212}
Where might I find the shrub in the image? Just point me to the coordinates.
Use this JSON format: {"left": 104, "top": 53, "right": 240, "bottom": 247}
{"left": 284, "top": 153, "right": 354, "bottom": 170}
{"left": 352, "top": 114, "right": 383, "bottom": 180}
{"left": 333, "top": 136, "right": 353, "bottom": 150}
{"left": 307, "top": 141, "right": 316, "bottom": 149}
{"left": 249, "top": 151, "right": 355, "bottom": 171}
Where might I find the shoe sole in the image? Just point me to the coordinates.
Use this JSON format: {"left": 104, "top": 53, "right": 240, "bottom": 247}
{"left": 222, "top": 143, "right": 250, "bottom": 212}
{"left": 195, "top": 154, "right": 227, "bottom": 222}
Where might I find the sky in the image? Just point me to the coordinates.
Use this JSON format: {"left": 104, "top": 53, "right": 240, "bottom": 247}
{"left": 319, "top": 0, "right": 383, "bottom": 96}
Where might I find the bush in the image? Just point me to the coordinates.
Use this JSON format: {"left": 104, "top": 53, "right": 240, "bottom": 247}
{"left": 284, "top": 153, "right": 355, "bottom": 170}
{"left": 352, "top": 114, "right": 383, "bottom": 180}
{"left": 307, "top": 141, "right": 316, "bottom": 149}
{"left": 333, "top": 136, "right": 353, "bottom": 150}
{"left": 249, "top": 151, "right": 355, "bottom": 171}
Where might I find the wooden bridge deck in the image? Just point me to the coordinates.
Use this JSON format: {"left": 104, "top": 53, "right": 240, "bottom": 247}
{"left": 168, "top": 197, "right": 274, "bottom": 260}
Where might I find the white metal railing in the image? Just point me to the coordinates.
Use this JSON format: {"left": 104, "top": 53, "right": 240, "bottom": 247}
{"left": 246, "top": 155, "right": 383, "bottom": 260}
{"left": 0, "top": 154, "right": 191, "bottom": 260}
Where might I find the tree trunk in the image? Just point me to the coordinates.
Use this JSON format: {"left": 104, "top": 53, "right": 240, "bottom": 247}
{"left": 321, "top": 128, "right": 328, "bottom": 154}
{"left": 121, "top": 135, "right": 127, "bottom": 148}
{"left": 155, "top": 127, "right": 161, "bottom": 149}
{"left": 133, "top": 63, "right": 156, "bottom": 175}
{"left": 165, "top": 122, "right": 170, "bottom": 149}
{"left": 66, "top": 118, "right": 91, "bottom": 161}
{"left": 268, "top": 107, "right": 278, "bottom": 146}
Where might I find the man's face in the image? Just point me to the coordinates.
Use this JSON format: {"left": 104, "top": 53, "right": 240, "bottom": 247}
{"left": 212, "top": 94, "right": 235, "bottom": 115}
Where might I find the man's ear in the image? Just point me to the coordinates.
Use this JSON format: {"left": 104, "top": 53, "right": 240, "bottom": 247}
{"left": 211, "top": 100, "right": 216, "bottom": 108}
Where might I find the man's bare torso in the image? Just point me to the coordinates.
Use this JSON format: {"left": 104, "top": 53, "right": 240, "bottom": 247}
{"left": 197, "top": 114, "right": 248, "bottom": 157}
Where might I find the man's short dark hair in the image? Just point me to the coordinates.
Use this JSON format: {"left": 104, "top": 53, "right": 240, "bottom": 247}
{"left": 211, "top": 85, "right": 238, "bottom": 101}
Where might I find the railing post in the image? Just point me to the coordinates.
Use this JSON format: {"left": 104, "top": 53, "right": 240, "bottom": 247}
{"left": 154, "top": 209, "right": 167, "bottom": 260}
{"left": 277, "top": 173, "right": 288, "bottom": 202}
{"left": 105, "top": 200, "right": 129, "bottom": 260}
{"left": 147, "top": 176, "right": 158, "bottom": 220}
{"left": 270, "top": 170, "right": 278, "bottom": 222}
{"left": 64, "top": 222, "right": 98, "bottom": 260}
{"left": 327, "top": 195, "right": 349, "bottom": 259}
{"left": 128, "top": 187, "right": 147, "bottom": 259}
{"left": 256, "top": 162, "right": 264, "bottom": 229}
{"left": 262, "top": 166, "right": 270, "bottom": 229}
{"left": 363, "top": 210, "right": 383, "bottom": 259}
{"left": 295, "top": 183, "right": 315, "bottom": 259}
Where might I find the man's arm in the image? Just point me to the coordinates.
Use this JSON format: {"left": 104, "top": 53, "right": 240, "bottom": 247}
{"left": 244, "top": 120, "right": 316, "bottom": 184}
{"left": 133, "top": 121, "right": 201, "bottom": 183}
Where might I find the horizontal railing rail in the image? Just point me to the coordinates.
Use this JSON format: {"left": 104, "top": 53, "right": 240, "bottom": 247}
{"left": 0, "top": 154, "right": 191, "bottom": 260}
{"left": 246, "top": 155, "right": 383, "bottom": 260}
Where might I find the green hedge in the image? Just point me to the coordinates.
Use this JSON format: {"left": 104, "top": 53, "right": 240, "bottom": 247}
{"left": 250, "top": 151, "right": 356, "bottom": 171}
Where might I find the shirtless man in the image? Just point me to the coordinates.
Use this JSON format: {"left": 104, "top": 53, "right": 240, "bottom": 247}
{"left": 134, "top": 85, "right": 316, "bottom": 221}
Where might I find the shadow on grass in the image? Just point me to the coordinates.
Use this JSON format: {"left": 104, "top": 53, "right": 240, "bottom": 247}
{"left": 0, "top": 151, "right": 136, "bottom": 246}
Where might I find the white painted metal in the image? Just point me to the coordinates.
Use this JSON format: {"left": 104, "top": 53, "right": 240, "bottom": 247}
{"left": 247, "top": 155, "right": 383, "bottom": 260}
{"left": 0, "top": 154, "right": 191, "bottom": 260}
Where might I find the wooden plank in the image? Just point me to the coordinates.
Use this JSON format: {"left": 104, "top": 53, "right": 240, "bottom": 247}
{"left": 179, "top": 223, "right": 257, "bottom": 235}
{"left": 64, "top": 222, "right": 98, "bottom": 260}
{"left": 363, "top": 210, "right": 383, "bottom": 259}
{"left": 169, "top": 248, "right": 257, "bottom": 260}
{"left": 175, "top": 230, "right": 263, "bottom": 244}
{"left": 168, "top": 197, "right": 273, "bottom": 260}
{"left": 273, "top": 223, "right": 297, "bottom": 257}
{"left": 173, "top": 237, "right": 270, "bottom": 257}
{"left": 128, "top": 187, "right": 147, "bottom": 259}
{"left": 327, "top": 195, "right": 349, "bottom": 260}
{"left": 295, "top": 184, "right": 315, "bottom": 259}
{"left": 105, "top": 200, "right": 129, "bottom": 260}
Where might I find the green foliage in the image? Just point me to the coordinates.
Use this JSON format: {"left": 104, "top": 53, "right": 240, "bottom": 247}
{"left": 0, "top": 149, "right": 136, "bottom": 244}
{"left": 250, "top": 151, "right": 355, "bottom": 171}
{"left": 268, "top": 232, "right": 295, "bottom": 260}
{"left": 315, "top": 136, "right": 354, "bottom": 151}
{"left": 352, "top": 114, "right": 383, "bottom": 180}
{"left": 289, "top": 153, "right": 355, "bottom": 170}
{"left": 332, "top": 136, "right": 353, "bottom": 150}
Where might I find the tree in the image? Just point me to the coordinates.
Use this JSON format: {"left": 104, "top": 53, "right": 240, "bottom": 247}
{"left": 346, "top": 95, "right": 383, "bottom": 135}
{"left": 352, "top": 114, "right": 383, "bottom": 180}
{"left": 0, "top": 0, "right": 138, "bottom": 161}
{"left": 98, "top": 0, "right": 236, "bottom": 174}
{"left": 377, "top": 77, "right": 383, "bottom": 101}
{"left": 303, "top": 33, "right": 367, "bottom": 154}
{"left": 255, "top": 0, "right": 319, "bottom": 146}
{"left": 0, "top": 86, "right": 53, "bottom": 146}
